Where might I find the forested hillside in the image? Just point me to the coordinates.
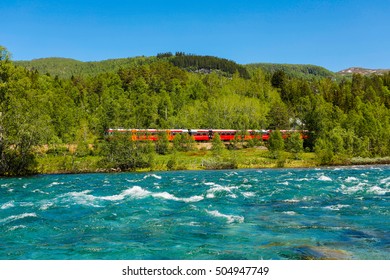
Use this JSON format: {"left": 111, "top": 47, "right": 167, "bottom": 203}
{"left": 14, "top": 56, "right": 157, "bottom": 78}
{"left": 1, "top": 45, "right": 390, "bottom": 175}
{"left": 15, "top": 53, "right": 331, "bottom": 80}
{"left": 246, "top": 63, "right": 337, "bottom": 80}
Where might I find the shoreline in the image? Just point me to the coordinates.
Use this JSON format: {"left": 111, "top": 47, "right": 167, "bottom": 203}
{"left": 32, "top": 153, "right": 390, "bottom": 176}
{"left": 3, "top": 146, "right": 390, "bottom": 177}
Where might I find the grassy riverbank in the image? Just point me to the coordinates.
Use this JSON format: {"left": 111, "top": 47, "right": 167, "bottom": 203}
{"left": 35, "top": 145, "right": 319, "bottom": 174}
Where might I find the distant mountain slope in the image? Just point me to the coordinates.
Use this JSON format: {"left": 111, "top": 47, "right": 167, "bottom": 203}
{"left": 338, "top": 67, "right": 390, "bottom": 76}
{"left": 17, "top": 55, "right": 373, "bottom": 81}
{"left": 14, "top": 55, "right": 250, "bottom": 79}
{"left": 14, "top": 56, "right": 157, "bottom": 78}
{"left": 246, "top": 63, "right": 337, "bottom": 79}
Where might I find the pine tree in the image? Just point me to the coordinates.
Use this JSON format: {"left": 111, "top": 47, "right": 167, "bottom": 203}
{"left": 268, "top": 130, "right": 284, "bottom": 159}
{"left": 211, "top": 133, "right": 225, "bottom": 157}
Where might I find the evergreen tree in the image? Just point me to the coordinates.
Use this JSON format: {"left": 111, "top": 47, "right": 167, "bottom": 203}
{"left": 211, "top": 133, "right": 225, "bottom": 157}
{"left": 268, "top": 130, "right": 284, "bottom": 159}
{"left": 155, "top": 131, "right": 169, "bottom": 155}
{"left": 285, "top": 132, "right": 303, "bottom": 159}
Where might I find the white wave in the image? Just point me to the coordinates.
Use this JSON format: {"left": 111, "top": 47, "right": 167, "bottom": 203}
{"left": 370, "top": 167, "right": 383, "bottom": 171}
{"left": 7, "top": 225, "right": 27, "bottom": 231}
{"left": 283, "top": 199, "right": 300, "bottom": 203}
{"left": 239, "top": 184, "right": 253, "bottom": 188}
{"left": 206, "top": 210, "right": 244, "bottom": 223}
{"left": 180, "top": 195, "right": 204, "bottom": 203}
{"left": 144, "top": 174, "right": 162, "bottom": 180}
{"left": 101, "top": 186, "right": 151, "bottom": 201}
{"left": 48, "top": 182, "right": 64, "bottom": 188}
{"left": 324, "top": 204, "right": 350, "bottom": 211}
{"left": 204, "top": 182, "right": 221, "bottom": 186}
{"left": 206, "top": 184, "right": 240, "bottom": 199}
{"left": 345, "top": 177, "right": 359, "bottom": 183}
{"left": 283, "top": 211, "right": 297, "bottom": 215}
{"left": 62, "top": 190, "right": 101, "bottom": 207}
{"left": 152, "top": 192, "right": 204, "bottom": 203}
{"left": 39, "top": 202, "right": 54, "bottom": 210}
{"left": 1, "top": 201, "right": 15, "bottom": 210}
{"left": 151, "top": 191, "right": 176, "bottom": 200}
{"left": 368, "top": 186, "right": 388, "bottom": 195}
{"left": 318, "top": 175, "right": 332, "bottom": 181}
{"left": 242, "top": 192, "right": 256, "bottom": 198}
{"left": 32, "top": 189, "right": 49, "bottom": 194}
{"left": 125, "top": 178, "right": 142, "bottom": 183}
{"left": 296, "top": 178, "right": 311, "bottom": 181}
{"left": 119, "top": 186, "right": 152, "bottom": 198}
{"left": 101, "top": 186, "right": 203, "bottom": 203}
{"left": 0, "top": 212, "right": 37, "bottom": 224}
{"left": 20, "top": 202, "right": 34, "bottom": 207}
{"left": 206, "top": 185, "right": 238, "bottom": 193}
{"left": 225, "top": 172, "right": 239, "bottom": 177}
{"left": 340, "top": 183, "right": 365, "bottom": 194}
{"left": 278, "top": 181, "right": 289, "bottom": 186}
{"left": 380, "top": 177, "right": 390, "bottom": 185}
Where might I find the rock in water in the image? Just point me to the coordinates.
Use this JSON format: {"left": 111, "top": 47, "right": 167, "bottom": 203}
{"left": 293, "top": 246, "right": 352, "bottom": 260}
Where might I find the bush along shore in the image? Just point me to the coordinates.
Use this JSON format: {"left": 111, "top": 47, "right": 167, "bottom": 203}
{"left": 35, "top": 138, "right": 314, "bottom": 175}
{"left": 31, "top": 131, "right": 388, "bottom": 175}
{"left": 3, "top": 129, "right": 390, "bottom": 176}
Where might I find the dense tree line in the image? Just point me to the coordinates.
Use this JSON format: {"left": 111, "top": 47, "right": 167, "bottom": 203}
{"left": 246, "top": 63, "right": 336, "bottom": 80}
{"left": 1, "top": 45, "right": 390, "bottom": 175}
{"left": 165, "top": 53, "right": 250, "bottom": 79}
{"left": 14, "top": 56, "right": 157, "bottom": 79}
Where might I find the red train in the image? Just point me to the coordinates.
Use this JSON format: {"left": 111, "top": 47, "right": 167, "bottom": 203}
{"left": 105, "top": 128, "right": 308, "bottom": 142}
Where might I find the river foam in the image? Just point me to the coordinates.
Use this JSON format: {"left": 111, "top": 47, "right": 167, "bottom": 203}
{"left": 205, "top": 210, "right": 244, "bottom": 224}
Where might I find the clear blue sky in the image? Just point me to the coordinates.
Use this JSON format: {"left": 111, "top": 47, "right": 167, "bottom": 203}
{"left": 1, "top": 0, "right": 389, "bottom": 71}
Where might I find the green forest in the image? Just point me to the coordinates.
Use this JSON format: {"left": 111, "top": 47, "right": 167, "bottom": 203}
{"left": 1, "top": 46, "right": 390, "bottom": 176}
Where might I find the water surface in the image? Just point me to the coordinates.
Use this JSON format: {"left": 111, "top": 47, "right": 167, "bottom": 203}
{"left": 1, "top": 167, "right": 389, "bottom": 259}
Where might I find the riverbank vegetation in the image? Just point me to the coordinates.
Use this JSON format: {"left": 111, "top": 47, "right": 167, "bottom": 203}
{"left": 1, "top": 46, "right": 390, "bottom": 176}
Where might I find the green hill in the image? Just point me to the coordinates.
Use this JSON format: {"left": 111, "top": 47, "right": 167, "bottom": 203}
{"left": 14, "top": 54, "right": 338, "bottom": 80}
{"left": 14, "top": 56, "right": 157, "bottom": 78}
{"left": 246, "top": 63, "right": 337, "bottom": 80}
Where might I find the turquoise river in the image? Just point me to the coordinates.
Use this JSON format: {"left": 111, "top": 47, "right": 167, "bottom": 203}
{"left": 1, "top": 167, "right": 389, "bottom": 260}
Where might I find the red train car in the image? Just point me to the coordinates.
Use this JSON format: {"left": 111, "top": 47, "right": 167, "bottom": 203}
{"left": 105, "top": 128, "right": 307, "bottom": 142}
